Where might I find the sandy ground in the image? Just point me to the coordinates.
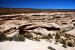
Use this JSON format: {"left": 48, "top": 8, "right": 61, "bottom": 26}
{"left": 0, "top": 39, "right": 75, "bottom": 50}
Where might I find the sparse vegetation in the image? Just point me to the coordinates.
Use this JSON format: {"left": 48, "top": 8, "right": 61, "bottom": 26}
{"left": 48, "top": 34, "right": 53, "bottom": 39}
{"left": 48, "top": 46, "right": 56, "bottom": 50}
{"left": 0, "top": 32, "right": 7, "bottom": 42}
{"left": 55, "top": 31, "right": 60, "bottom": 42}
{"left": 24, "top": 33, "right": 33, "bottom": 39}
{"left": 11, "top": 34, "right": 25, "bottom": 41}
{"left": 67, "top": 41, "right": 74, "bottom": 47}
{"left": 59, "top": 39, "right": 66, "bottom": 45}
{"left": 41, "top": 35, "right": 48, "bottom": 39}
{"left": 62, "top": 44, "right": 67, "bottom": 48}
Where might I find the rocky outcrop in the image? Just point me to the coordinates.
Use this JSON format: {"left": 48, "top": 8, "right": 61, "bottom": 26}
{"left": 61, "top": 24, "right": 74, "bottom": 32}
{"left": 54, "top": 14, "right": 71, "bottom": 18}
{"left": 33, "top": 27, "right": 49, "bottom": 36}
{"left": 0, "top": 12, "right": 75, "bottom": 49}
{"left": 65, "top": 28, "right": 75, "bottom": 37}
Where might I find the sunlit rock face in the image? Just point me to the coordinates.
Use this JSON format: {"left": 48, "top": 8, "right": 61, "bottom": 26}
{"left": 33, "top": 27, "right": 49, "bottom": 36}
{"left": 61, "top": 24, "right": 74, "bottom": 32}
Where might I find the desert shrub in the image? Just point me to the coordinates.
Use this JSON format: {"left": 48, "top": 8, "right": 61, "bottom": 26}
{"left": 48, "top": 34, "right": 53, "bottom": 39}
{"left": 55, "top": 32, "right": 60, "bottom": 39}
{"left": 52, "top": 34, "right": 55, "bottom": 36}
{"left": 33, "top": 37, "right": 40, "bottom": 41}
{"left": 64, "top": 34, "right": 70, "bottom": 38}
{"left": 67, "top": 41, "right": 74, "bottom": 47}
{"left": 0, "top": 35, "right": 6, "bottom": 42}
{"left": 59, "top": 39, "right": 66, "bottom": 45}
{"left": 0, "top": 32, "right": 7, "bottom": 42}
{"left": 7, "top": 37, "right": 13, "bottom": 41}
{"left": 24, "top": 33, "right": 33, "bottom": 39}
{"left": 54, "top": 42, "right": 58, "bottom": 45}
{"left": 62, "top": 44, "right": 67, "bottom": 48}
{"left": 42, "top": 35, "right": 49, "bottom": 39}
{"left": 55, "top": 32, "right": 60, "bottom": 42}
{"left": 48, "top": 46, "right": 56, "bottom": 50}
{"left": 12, "top": 34, "right": 25, "bottom": 41}
{"left": 32, "top": 34, "right": 41, "bottom": 41}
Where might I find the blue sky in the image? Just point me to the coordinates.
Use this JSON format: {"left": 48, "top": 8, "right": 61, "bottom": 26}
{"left": 0, "top": 0, "right": 75, "bottom": 9}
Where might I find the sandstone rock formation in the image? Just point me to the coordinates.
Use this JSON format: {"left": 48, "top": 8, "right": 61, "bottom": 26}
{"left": 0, "top": 12, "right": 75, "bottom": 49}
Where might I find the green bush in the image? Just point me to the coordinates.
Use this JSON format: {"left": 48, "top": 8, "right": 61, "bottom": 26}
{"left": 12, "top": 34, "right": 25, "bottom": 41}
{"left": 0, "top": 32, "right": 7, "bottom": 42}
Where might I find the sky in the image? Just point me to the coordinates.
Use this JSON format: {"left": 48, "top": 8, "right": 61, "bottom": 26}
{"left": 0, "top": 0, "right": 75, "bottom": 9}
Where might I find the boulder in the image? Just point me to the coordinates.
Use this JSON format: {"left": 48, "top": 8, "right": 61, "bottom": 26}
{"left": 65, "top": 28, "right": 75, "bottom": 37}
{"left": 61, "top": 24, "right": 74, "bottom": 32}
{"left": 33, "top": 27, "right": 49, "bottom": 36}
{"left": 54, "top": 13, "right": 71, "bottom": 18}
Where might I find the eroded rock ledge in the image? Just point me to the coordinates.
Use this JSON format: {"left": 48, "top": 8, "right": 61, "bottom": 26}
{"left": 0, "top": 12, "right": 75, "bottom": 48}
